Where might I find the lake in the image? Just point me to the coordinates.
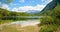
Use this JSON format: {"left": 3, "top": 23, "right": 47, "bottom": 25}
{"left": 0, "top": 19, "right": 40, "bottom": 27}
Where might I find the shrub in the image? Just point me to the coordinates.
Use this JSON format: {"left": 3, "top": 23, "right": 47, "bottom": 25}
{"left": 40, "top": 16, "right": 54, "bottom": 25}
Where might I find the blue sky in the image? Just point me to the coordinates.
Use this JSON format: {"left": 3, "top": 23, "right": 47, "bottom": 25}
{"left": 0, "top": 0, "right": 52, "bottom": 12}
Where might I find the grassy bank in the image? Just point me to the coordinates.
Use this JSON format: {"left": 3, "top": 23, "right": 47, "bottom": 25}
{"left": 0, "top": 20, "right": 16, "bottom": 24}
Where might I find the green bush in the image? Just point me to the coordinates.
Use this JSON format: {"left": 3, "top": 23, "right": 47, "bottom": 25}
{"left": 39, "top": 27, "right": 53, "bottom": 32}
{"left": 40, "top": 16, "right": 54, "bottom": 25}
{"left": 39, "top": 25, "right": 58, "bottom": 32}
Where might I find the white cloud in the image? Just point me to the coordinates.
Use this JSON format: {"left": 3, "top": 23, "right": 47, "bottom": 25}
{"left": 0, "top": 4, "right": 10, "bottom": 10}
{"left": 12, "top": 4, "right": 45, "bottom": 12}
{"left": 12, "top": 8, "right": 18, "bottom": 11}
{"left": 42, "top": 0, "right": 52, "bottom": 5}
{"left": 19, "top": 0, "right": 24, "bottom": 2}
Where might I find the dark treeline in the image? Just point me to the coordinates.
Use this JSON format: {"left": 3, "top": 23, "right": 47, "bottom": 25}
{"left": 0, "top": 8, "right": 37, "bottom": 20}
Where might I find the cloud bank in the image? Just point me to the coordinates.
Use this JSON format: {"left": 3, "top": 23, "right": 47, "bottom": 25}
{"left": 0, "top": 4, "right": 9, "bottom": 10}
{"left": 42, "top": 0, "right": 52, "bottom": 5}
{"left": 12, "top": 4, "right": 45, "bottom": 12}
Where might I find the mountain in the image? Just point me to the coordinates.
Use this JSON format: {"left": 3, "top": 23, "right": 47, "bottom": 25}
{"left": 39, "top": 0, "right": 60, "bottom": 14}
{"left": 26, "top": 10, "right": 40, "bottom": 14}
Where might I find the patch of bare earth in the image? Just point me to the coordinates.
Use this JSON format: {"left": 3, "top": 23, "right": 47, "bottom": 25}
{"left": 0, "top": 24, "right": 39, "bottom": 32}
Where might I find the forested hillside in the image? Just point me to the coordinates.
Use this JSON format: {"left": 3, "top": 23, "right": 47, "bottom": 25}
{"left": 0, "top": 8, "right": 38, "bottom": 20}
{"left": 38, "top": 0, "right": 60, "bottom": 32}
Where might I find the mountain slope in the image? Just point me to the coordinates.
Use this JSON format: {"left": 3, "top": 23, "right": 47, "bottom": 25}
{"left": 40, "top": 0, "right": 60, "bottom": 14}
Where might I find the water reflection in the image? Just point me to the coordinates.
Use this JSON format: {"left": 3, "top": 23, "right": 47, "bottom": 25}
{"left": 0, "top": 19, "right": 40, "bottom": 27}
